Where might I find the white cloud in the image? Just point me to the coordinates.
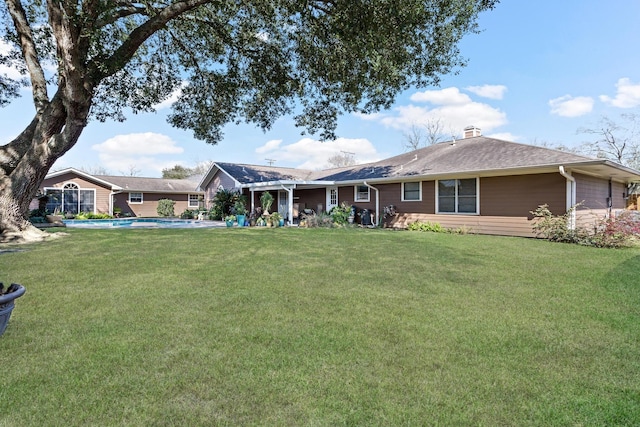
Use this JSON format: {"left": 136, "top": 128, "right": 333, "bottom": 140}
{"left": 351, "top": 111, "right": 386, "bottom": 122}
{"left": 600, "top": 78, "right": 640, "bottom": 108}
{"left": 465, "top": 84, "right": 507, "bottom": 100}
{"left": 255, "top": 137, "right": 382, "bottom": 170}
{"left": 410, "top": 87, "right": 471, "bottom": 105}
{"left": 548, "top": 95, "right": 594, "bottom": 117}
{"left": 255, "top": 139, "right": 283, "bottom": 154}
{"left": 93, "top": 132, "right": 183, "bottom": 155}
{"left": 367, "top": 87, "right": 507, "bottom": 135}
{"left": 92, "top": 132, "right": 184, "bottom": 174}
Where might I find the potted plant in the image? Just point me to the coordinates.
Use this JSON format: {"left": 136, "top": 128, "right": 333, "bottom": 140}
{"left": 224, "top": 214, "right": 236, "bottom": 227}
{"left": 260, "top": 191, "right": 274, "bottom": 214}
{"left": 248, "top": 207, "right": 262, "bottom": 226}
{"left": 0, "top": 283, "right": 26, "bottom": 337}
{"left": 270, "top": 212, "right": 283, "bottom": 227}
{"left": 234, "top": 200, "right": 248, "bottom": 227}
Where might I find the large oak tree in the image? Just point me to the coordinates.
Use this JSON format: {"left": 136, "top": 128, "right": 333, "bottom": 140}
{"left": 0, "top": 0, "right": 497, "bottom": 242}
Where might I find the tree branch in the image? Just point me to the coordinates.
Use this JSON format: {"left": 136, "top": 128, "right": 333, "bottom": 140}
{"left": 94, "top": 5, "right": 150, "bottom": 28}
{"left": 5, "top": 0, "right": 49, "bottom": 113}
{"left": 0, "top": 116, "right": 39, "bottom": 175}
{"left": 92, "top": 0, "right": 212, "bottom": 80}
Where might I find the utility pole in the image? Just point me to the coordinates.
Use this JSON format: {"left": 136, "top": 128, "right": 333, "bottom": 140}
{"left": 265, "top": 158, "right": 276, "bottom": 166}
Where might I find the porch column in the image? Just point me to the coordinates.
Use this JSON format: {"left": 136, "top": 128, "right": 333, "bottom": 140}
{"left": 280, "top": 185, "right": 294, "bottom": 226}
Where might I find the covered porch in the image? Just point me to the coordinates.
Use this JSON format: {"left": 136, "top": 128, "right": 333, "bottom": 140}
{"left": 242, "top": 180, "right": 337, "bottom": 225}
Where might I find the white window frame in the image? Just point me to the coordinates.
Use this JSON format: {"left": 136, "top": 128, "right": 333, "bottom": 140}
{"left": 354, "top": 185, "right": 370, "bottom": 202}
{"left": 401, "top": 181, "right": 422, "bottom": 202}
{"left": 79, "top": 188, "right": 96, "bottom": 213}
{"left": 435, "top": 178, "right": 479, "bottom": 214}
{"left": 44, "top": 183, "right": 96, "bottom": 214}
{"left": 188, "top": 194, "right": 200, "bottom": 208}
{"left": 129, "top": 192, "right": 143, "bottom": 204}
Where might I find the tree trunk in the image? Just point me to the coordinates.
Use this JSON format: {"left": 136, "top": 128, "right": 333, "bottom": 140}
{"left": 0, "top": 91, "right": 90, "bottom": 243}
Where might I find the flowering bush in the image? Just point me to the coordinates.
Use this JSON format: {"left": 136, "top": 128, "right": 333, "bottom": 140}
{"left": 531, "top": 204, "right": 639, "bottom": 248}
{"left": 592, "top": 211, "right": 640, "bottom": 248}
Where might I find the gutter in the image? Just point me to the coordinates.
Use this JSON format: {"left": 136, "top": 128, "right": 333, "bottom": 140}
{"left": 363, "top": 181, "right": 380, "bottom": 226}
{"left": 559, "top": 166, "right": 576, "bottom": 229}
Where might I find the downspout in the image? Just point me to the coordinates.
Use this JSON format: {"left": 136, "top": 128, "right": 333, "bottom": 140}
{"left": 363, "top": 181, "right": 380, "bottom": 226}
{"left": 607, "top": 179, "right": 613, "bottom": 217}
{"left": 559, "top": 166, "right": 576, "bottom": 229}
{"left": 280, "top": 185, "right": 294, "bottom": 226}
{"left": 109, "top": 190, "right": 123, "bottom": 216}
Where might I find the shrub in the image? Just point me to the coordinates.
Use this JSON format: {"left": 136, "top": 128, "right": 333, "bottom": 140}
{"left": 408, "top": 221, "right": 446, "bottom": 233}
{"left": 180, "top": 209, "right": 197, "bottom": 219}
{"left": 157, "top": 199, "right": 175, "bottom": 217}
{"left": 30, "top": 208, "right": 47, "bottom": 218}
{"left": 75, "top": 212, "right": 112, "bottom": 220}
{"left": 591, "top": 211, "right": 640, "bottom": 248}
{"left": 301, "top": 211, "right": 334, "bottom": 228}
{"left": 531, "top": 204, "right": 639, "bottom": 248}
{"left": 530, "top": 204, "right": 581, "bottom": 243}
{"left": 450, "top": 225, "right": 474, "bottom": 235}
{"left": 210, "top": 189, "right": 242, "bottom": 220}
{"left": 330, "top": 202, "right": 352, "bottom": 226}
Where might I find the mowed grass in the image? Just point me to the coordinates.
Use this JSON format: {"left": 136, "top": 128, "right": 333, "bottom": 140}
{"left": 1, "top": 227, "right": 639, "bottom": 426}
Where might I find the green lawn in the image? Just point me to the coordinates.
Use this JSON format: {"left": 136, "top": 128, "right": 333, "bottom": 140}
{"left": 1, "top": 228, "right": 639, "bottom": 426}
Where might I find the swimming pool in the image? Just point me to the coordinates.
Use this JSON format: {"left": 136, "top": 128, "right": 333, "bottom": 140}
{"left": 63, "top": 218, "right": 224, "bottom": 229}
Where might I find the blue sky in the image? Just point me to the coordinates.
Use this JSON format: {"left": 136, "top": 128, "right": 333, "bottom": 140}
{"left": 2, "top": 0, "right": 640, "bottom": 177}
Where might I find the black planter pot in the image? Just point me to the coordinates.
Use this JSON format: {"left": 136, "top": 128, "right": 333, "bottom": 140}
{"left": 0, "top": 284, "right": 26, "bottom": 337}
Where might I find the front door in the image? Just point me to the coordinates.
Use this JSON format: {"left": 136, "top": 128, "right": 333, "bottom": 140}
{"left": 326, "top": 186, "right": 338, "bottom": 212}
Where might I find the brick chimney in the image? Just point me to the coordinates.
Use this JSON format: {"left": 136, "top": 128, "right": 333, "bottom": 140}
{"left": 463, "top": 125, "right": 481, "bottom": 138}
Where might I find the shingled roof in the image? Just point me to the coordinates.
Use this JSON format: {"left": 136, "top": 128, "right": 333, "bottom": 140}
{"left": 318, "top": 136, "right": 599, "bottom": 181}
{"left": 215, "top": 162, "right": 322, "bottom": 184}
{"left": 200, "top": 136, "right": 640, "bottom": 188}
{"left": 95, "top": 175, "right": 201, "bottom": 193}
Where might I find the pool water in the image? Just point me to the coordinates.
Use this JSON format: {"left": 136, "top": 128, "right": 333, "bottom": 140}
{"left": 62, "top": 218, "right": 223, "bottom": 229}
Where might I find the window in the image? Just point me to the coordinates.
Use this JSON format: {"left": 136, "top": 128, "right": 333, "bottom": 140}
{"left": 79, "top": 189, "right": 95, "bottom": 212}
{"left": 355, "top": 185, "right": 370, "bottom": 202}
{"left": 402, "top": 182, "right": 421, "bottom": 201}
{"left": 437, "top": 178, "right": 478, "bottom": 214}
{"left": 63, "top": 183, "right": 79, "bottom": 213}
{"left": 45, "top": 189, "right": 62, "bottom": 213}
{"left": 45, "top": 183, "right": 95, "bottom": 214}
{"left": 129, "top": 192, "right": 143, "bottom": 204}
{"left": 188, "top": 194, "right": 200, "bottom": 208}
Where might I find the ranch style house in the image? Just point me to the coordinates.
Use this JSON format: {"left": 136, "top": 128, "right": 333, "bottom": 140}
{"left": 38, "top": 126, "right": 640, "bottom": 237}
